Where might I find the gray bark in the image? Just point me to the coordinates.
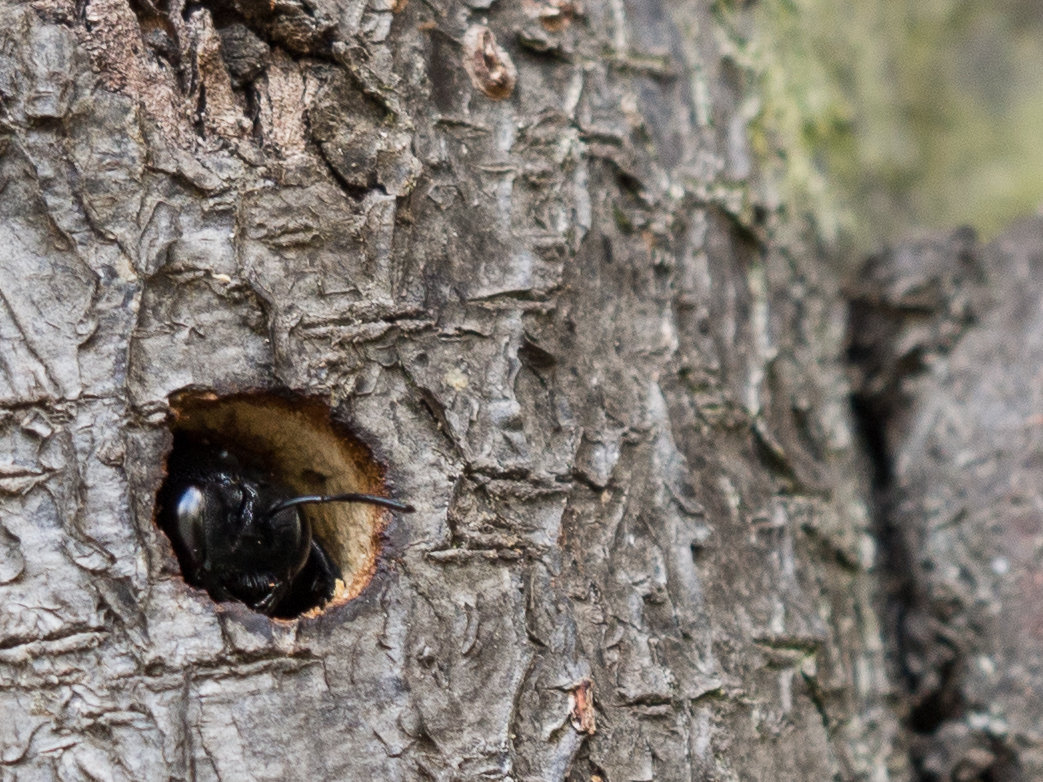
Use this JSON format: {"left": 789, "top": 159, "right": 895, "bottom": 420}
{"left": 0, "top": 0, "right": 897, "bottom": 780}
{"left": 849, "top": 221, "right": 1043, "bottom": 781}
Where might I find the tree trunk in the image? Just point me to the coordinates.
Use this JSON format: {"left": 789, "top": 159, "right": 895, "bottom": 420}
{"left": 0, "top": 0, "right": 897, "bottom": 780}
{"left": 849, "top": 222, "right": 1043, "bottom": 781}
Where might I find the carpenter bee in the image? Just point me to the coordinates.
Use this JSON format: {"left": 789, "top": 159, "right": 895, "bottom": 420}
{"left": 158, "top": 435, "right": 413, "bottom": 618}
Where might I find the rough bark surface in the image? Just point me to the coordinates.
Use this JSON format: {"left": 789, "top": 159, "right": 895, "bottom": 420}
{"left": 0, "top": 0, "right": 897, "bottom": 780}
{"left": 849, "top": 221, "right": 1043, "bottom": 782}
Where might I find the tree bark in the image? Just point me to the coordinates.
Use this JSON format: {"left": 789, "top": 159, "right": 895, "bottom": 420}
{"left": 849, "top": 222, "right": 1043, "bottom": 781}
{"left": 0, "top": 0, "right": 897, "bottom": 780}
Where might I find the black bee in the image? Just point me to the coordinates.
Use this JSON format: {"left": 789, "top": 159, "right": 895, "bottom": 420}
{"left": 158, "top": 435, "right": 413, "bottom": 618}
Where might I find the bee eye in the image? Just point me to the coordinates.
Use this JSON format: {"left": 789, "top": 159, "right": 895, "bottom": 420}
{"left": 177, "top": 485, "right": 205, "bottom": 522}
{"left": 175, "top": 485, "right": 207, "bottom": 564}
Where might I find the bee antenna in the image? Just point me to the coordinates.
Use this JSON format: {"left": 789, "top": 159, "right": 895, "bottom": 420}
{"left": 266, "top": 493, "right": 415, "bottom": 518}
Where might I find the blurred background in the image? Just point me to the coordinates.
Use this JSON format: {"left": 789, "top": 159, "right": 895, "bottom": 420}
{"left": 743, "top": 0, "right": 1043, "bottom": 252}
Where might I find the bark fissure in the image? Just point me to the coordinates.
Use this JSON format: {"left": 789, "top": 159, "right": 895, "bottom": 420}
{"left": 845, "top": 225, "right": 1043, "bottom": 781}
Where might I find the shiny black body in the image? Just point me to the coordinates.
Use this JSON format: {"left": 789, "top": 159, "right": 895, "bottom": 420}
{"left": 158, "top": 435, "right": 411, "bottom": 618}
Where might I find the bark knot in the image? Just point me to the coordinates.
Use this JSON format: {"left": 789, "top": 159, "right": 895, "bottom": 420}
{"left": 462, "top": 25, "right": 517, "bottom": 101}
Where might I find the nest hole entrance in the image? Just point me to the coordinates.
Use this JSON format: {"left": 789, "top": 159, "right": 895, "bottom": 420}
{"left": 157, "top": 392, "right": 391, "bottom": 619}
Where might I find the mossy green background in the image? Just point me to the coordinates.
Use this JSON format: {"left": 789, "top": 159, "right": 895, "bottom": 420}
{"left": 741, "top": 0, "right": 1043, "bottom": 251}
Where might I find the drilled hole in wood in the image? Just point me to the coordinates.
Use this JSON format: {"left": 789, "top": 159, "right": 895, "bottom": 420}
{"left": 155, "top": 391, "right": 406, "bottom": 619}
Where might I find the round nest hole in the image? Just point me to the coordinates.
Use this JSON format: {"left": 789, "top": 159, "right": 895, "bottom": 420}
{"left": 155, "top": 392, "right": 406, "bottom": 619}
